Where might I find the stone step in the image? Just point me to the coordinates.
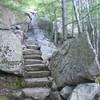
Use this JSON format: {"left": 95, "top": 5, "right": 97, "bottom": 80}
{"left": 24, "top": 71, "right": 50, "bottom": 78}
{"left": 23, "top": 49, "right": 42, "bottom": 55}
{"left": 24, "top": 64, "right": 48, "bottom": 71}
{"left": 22, "top": 88, "right": 50, "bottom": 100}
{"left": 26, "top": 45, "right": 40, "bottom": 50}
{"left": 24, "top": 98, "right": 32, "bottom": 100}
{"left": 23, "top": 54, "right": 42, "bottom": 60}
{"left": 24, "top": 59, "right": 44, "bottom": 65}
{"left": 24, "top": 77, "right": 52, "bottom": 87}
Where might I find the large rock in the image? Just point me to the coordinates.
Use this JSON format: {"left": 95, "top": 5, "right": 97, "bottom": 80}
{"left": 33, "top": 30, "right": 57, "bottom": 60}
{"left": 0, "top": 5, "right": 27, "bottom": 31}
{"left": 0, "top": 30, "right": 23, "bottom": 75}
{"left": 0, "top": 5, "right": 16, "bottom": 28}
{"left": 60, "top": 86, "right": 74, "bottom": 99}
{"left": 70, "top": 83, "right": 100, "bottom": 100}
{"left": 50, "top": 32, "right": 100, "bottom": 87}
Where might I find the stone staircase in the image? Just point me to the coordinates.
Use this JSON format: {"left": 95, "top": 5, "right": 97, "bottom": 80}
{"left": 22, "top": 44, "right": 52, "bottom": 100}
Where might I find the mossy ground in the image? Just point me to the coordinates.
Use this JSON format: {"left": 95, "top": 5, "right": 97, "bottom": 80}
{"left": 0, "top": 96, "right": 8, "bottom": 100}
{"left": 0, "top": 96, "right": 24, "bottom": 100}
{"left": 95, "top": 76, "right": 100, "bottom": 83}
{"left": 0, "top": 71, "right": 25, "bottom": 89}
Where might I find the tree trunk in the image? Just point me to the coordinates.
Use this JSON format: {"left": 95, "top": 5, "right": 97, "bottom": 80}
{"left": 61, "top": 0, "right": 68, "bottom": 42}
{"left": 72, "top": 0, "right": 82, "bottom": 34}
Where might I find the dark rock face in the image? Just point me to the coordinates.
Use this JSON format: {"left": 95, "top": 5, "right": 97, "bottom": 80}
{"left": 50, "top": 33, "right": 100, "bottom": 87}
{"left": 49, "top": 91, "right": 62, "bottom": 100}
{"left": 0, "top": 30, "right": 23, "bottom": 75}
{"left": 98, "top": 36, "right": 100, "bottom": 63}
{"left": 0, "top": 72, "right": 24, "bottom": 89}
{"left": 38, "top": 19, "right": 53, "bottom": 33}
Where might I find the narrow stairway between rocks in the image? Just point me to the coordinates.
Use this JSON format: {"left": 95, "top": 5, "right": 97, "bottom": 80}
{"left": 22, "top": 44, "right": 53, "bottom": 100}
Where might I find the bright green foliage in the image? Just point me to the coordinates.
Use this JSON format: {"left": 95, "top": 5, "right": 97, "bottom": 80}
{"left": 0, "top": 0, "right": 34, "bottom": 11}
{"left": 36, "top": 0, "right": 61, "bottom": 21}
{"left": 0, "top": 0, "right": 100, "bottom": 24}
{"left": 0, "top": 0, "right": 24, "bottom": 11}
{"left": 0, "top": 0, "right": 62, "bottom": 20}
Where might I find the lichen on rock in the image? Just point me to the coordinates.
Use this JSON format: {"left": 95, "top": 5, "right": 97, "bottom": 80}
{"left": 0, "top": 30, "right": 23, "bottom": 75}
{"left": 50, "top": 33, "right": 100, "bottom": 87}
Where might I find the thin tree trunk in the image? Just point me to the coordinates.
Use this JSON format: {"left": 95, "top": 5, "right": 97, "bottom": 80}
{"left": 72, "top": 7, "right": 74, "bottom": 36}
{"left": 54, "top": 12, "right": 57, "bottom": 44}
{"left": 72, "top": 0, "right": 82, "bottom": 34}
{"left": 87, "top": 0, "right": 96, "bottom": 49}
{"left": 61, "top": 0, "right": 68, "bottom": 42}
